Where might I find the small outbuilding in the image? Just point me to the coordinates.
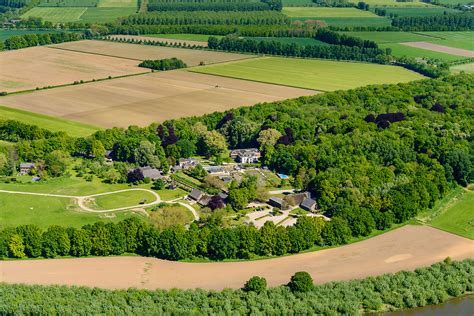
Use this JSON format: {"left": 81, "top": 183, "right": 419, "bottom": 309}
{"left": 300, "top": 198, "right": 318, "bottom": 212}
{"left": 139, "top": 166, "right": 162, "bottom": 180}
{"left": 268, "top": 197, "right": 284, "bottom": 209}
{"left": 19, "top": 163, "right": 35, "bottom": 175}
{"left": 188, "top": 188, "right": 204, "bottom": 201}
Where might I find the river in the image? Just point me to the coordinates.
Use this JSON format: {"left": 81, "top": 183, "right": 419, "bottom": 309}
{"left": 386, "top": 295, "right": 474, "bottom": 316}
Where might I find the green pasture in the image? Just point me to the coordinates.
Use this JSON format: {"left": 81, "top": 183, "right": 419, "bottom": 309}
{"left": 38, "top": 0, "right": 98, "bottom": 6}
{"left": 0, "top": 106, "right": 100, "bottom": 138}
{"left": 380, "top": 43, "right": 468, "bottom": 62}
{"left": 293, "top": 16, "right": 391, "bottom": 27}
{"left": 451, "top": 62, "right": 474, "bottom": 73}
{"left": 282, "top": 7, "right": 380, "bottom": 17}
{"left": 97, "top": 0, "right": 136, "bottom": 7}
{"left": 79, "top": 7, "right": 137, "bottom": 23}
{"left": 281, "top": 0, "right": 313, "bottom": 5}
{"left": 436, "top": 0, "right": 474, "bottom": 4}
{"left": 146, "top": 33, "right": 223, "bottom": 41}
{"left": 22, "top": 7, "right": 87, "bottom": 23}
{"left": 417, "top": 32, "right": 474, "bottom": 51}
{"left": 348, "top": 0, "right": 435, "bottom": 7}
{"left": 88, "top": 190, "right": 158, "bottom": 210}
{"left": 381, "top": 7, "right": 460, "bottom": 17}
{"left": 342, "top": 31, "right": 436, "bottom": 43}
{"left": 191, "top": 57, "right": 424, "bottom": 91}
{"left": 245, "top": 37, "right": 328, "bottom": 46}
{"left": 0, "top": 29, "right": 64, "bottom": 41}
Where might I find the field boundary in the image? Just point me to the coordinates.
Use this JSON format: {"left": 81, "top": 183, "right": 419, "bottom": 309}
{"left": 48, "top": 45, "right": 144, "bottom": 61}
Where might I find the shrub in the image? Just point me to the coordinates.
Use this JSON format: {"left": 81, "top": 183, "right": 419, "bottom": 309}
{"left": 243, "top": 276, "right": 267, "bottom": 294}
{"left": 288, "top": 271, "right": 313, "bottom": 293}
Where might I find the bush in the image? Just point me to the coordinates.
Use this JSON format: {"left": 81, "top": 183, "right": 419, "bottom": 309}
{"left": 288, "top": 271, "right": 313, "bottom": 293}
{"left": 243, "top": 276, "right": 267, "bottom": 294}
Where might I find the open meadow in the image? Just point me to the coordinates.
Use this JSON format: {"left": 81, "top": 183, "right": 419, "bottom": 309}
{"left": 348, "top": 0, "right": 436, "bottom": 6}
{"left": 0, "top": 46, "right": 144, "bottom": 93}
{"left": 1, "top": 71, "right": 314, "bottom": 127}
{"left": 0, "top": 106, "right": 99, "bottom": 137}
{"left": 451, "top": 62, "right": 474, "bottom": 73}
{"left": 401, "top": 42, "right": 474, "bottom": 58}
{"left": 52, "top": 40, "right": 254, "bottom": 66}
{"left": 380, "top": 43, "right": 469, "bottom": 62}
{"left": 191, "top": 57, "right": 425, "bottom": 91}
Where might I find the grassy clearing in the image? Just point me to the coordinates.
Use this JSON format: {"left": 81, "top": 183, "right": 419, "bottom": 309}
{"left": 145, "top": 34, "right": 221, "bottom": 41}
{"left": 97, "top": 0, "right": 136, "bottom": 7}
{"left": 155, "top": 188, "right": 188, "bottom": 201}
{"left": 191, "top": 57, "right": 424, "bottom": 91}
{"left": 343, "top": 31, "right": 436, "bottom": 43}
{"left": 380, "top": 43, "right": 468, "bottom": 62}
{"left": 89, "top": 191, "right": 158, "bottom": 210}
{"left": 148, "top": 204, "right": 194, "bottom": 229}
{"left": 349, "top": 0, "right": 435, "bottom": 6}
{"left": 283, "top": 7, "right": 380, "bottom": 17}
{"left": 418, "top": 187, "right": 474, "bottom": 240}
{"left": 381, "top": 7, "right": 460, "bottom": 17}
{"left": 0, "top": 106, "right": 100, "bottom": 138}
{"left": 22, "top": 7, "right": 87, "bottom": 23}
{"left": 451, "top": 62, "right": 474, "bottom": 74}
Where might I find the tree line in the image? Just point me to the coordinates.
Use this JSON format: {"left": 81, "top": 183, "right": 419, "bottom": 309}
{"left": 207, "top": 36, "right": 387, "bottom": 63}
{"left": 148, "top": 1, "right": 272, "bottom": 12}
{"left": 1, "top": 32, "right": 82, "bottom": 50}
{"left": 138, "top": 58, "right": 187, "bottom": 71}
{"left": 0, "top": 0, "right": 29, "bottom": 8}
{"left": 0, "top": 259, "right": 471, "bottom": 314}
{"left": 392, "top": 13, "right": 474, "bottom": 31}
{"left": 315, "top": 28, "right": 378, "bottom": 49}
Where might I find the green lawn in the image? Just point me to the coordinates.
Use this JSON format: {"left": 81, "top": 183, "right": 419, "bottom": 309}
{"left": 451, "top": 62, "right": 474, "bottom": 74}
{"left": 89, "top": 190, "right": 158, "bottom": 210}
{"left": 428, "top": 188, "right": 474, "bottom": 239}
{"left": 155, "top": 188, "right": 188, "bottom": 201}
{"left": 145, "top": 34, "right": 221, "bottom": 42}
{"left": 191, "top": 57, "right": 424, "bottom": 91}
{"left": 283, "top": 7, "right": 381, "bottom": 17}
{"left": 343, "top": 31, "right": 437, "bottom": 44}
{"left": 0, "top": 106, "right": 100, "bottom": 138}
{"left": 22, "top": 7, "right": 87, "bottom": 23}
{"left": 380, "top": 43, "right": 468, "bottom": 62}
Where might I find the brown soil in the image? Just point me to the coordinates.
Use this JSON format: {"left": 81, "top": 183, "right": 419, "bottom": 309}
{"left": 2, "top": 70, "right": 315, "bottom": 127}
{"left": 52, "top": 40, "right": 252, "bottom": 66}
{"left": 401, "top": 42, "right": 474, "bottom": 58}
{"left": 1, "top": 225, "right": 472, "bottom": 290}
{"left": 108, "top": 35, "right": 209, "bottom": 47}
{"left": 0, "top": 46, "right": 144, "bottom": 93}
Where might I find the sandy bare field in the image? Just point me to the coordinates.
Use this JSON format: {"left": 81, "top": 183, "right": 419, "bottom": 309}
{"left": 1, "top": 225, "right": 472, "bottom": 290}
{"left": 1, "top": 71, "right": 315, "bottom": 127}
{"left": 402, "top": 42, "right": 474, "bottom": 58}
{"left": 108, "top": 34, "right": 208, "bottom": 47}
{"left": 52, "top": 40, "right": 253, "bottom": 65}
{"left": 0, "top": 46, "right": 144, "bottom": 93}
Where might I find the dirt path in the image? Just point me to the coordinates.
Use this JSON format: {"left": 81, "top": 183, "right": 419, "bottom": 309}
{"left": 0, "top": 188, "right": 161, "bottom": 213}
{"left": 401, "top": 42, "right": 474, "bottom": 58}
{"left": 1, "top": 225, "right": 472, "bottom": 290}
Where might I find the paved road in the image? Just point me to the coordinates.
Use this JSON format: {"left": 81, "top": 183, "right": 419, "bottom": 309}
{"left": 0, "top": 188, "right": 161, "bottom": 213}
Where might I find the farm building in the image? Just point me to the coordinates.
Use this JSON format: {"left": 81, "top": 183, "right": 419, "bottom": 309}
{"left": 139, "top": 167, "right": 162, "bottom": 180}
{"left": 300, "top": 198, "right": 318, "bottom": 212}
{"left": 230, "top": 148, "right": 261, "bottom": 164}
{"left": 203, "top": 166, "right": 226, "bottom": 175}
{"left": 19, "top": 163, "right": 35, "bottom": 175}
{"left": 177, "top": 158, "right": 199, "bottom": 169}
{"left": 268, "top": 197, "right": 284, "bottom": 209}
{"left": 188, "top": 188, "right": 204, "bottom": 201}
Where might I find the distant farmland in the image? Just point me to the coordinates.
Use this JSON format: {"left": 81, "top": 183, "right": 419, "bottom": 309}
{"left": 0, "top": 46, "right": 144, "bottom": 93}
{"left": 1, "top": 71, "right": 315, "bottom": 127}
{"left": 191, "top": 57, "right": 425, "bottom": 91}
{"left": 53, "top": 40, "right": 255, "bottom": 66}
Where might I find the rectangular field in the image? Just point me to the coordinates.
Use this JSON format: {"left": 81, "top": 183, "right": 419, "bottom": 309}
{"left": 22, "top": 7, "right": 87, "bottom": 23}
{"left": 1, "top": 71, "right": 315, "bottom": 128}
{"left": 108, "top": 34, "right": 209, "bottom": 47}
{"left": 52, "top": 40, "right": 254, "bottom": 66}
{"left": 379, "top": 43, "right": 468, "bottom": 62}
{"left": 79, "top": 7, "right": 137, "bottom": 23}
{"left": 0, "top": 29, "right": 64, "bottom": 41}
{"left": 0, "top": 106, "right": 100, "bottom": 137}
{"left": 417, "top": 32, "right": 474, "bottom": 51}
{"left": 191, "top": 57, "right": 425, "bottom": 91}
{"left": 348, "top": 0, "right": 435, "bottom": 6}
{"left": 400, "top": 42, "right": 474, "bottom": 58}
{"left": 381, "top": 7, "right": 460, "bottom": 17}
{"left": 0, "top": 46, "right": 144, "bottom": 93}
{"left": 282, "top": 7, "right": 380, "bottom": 17}
{"left": 342, "top": 31, "right": 437, "bottom": 44}
{"left": 451, "top": 62, "right": 474, "bottom": 74}
{"left": 97, "top": 0, "right": 136, "bottom": 7}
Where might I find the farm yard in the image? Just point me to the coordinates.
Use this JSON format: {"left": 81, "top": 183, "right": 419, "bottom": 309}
{"left": 1, "top": 71, "right": 314, "bottom": 127}
{"left": 191, "top": 57, "right": 425, "bottom": 91}
{"left": 52, "top": 40, "right": 254, "bottom": 66}
{"left": 0, "top": 46, "right": 145, "bottom": 93}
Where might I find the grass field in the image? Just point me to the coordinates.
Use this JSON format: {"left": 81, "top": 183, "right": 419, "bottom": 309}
{"left": 97, "top": 0, "right": 136, "bottom": 7}
{"left": 429, "top": 190, "right": 474, "bottom": 239}
{"left": 343, "top": 31, "right": 437, "bottom": 43}
{"left": 79, "top": 7, "right": 137, "bottom": 23}
{"left": 417, "top": 32, "right": 474, "bottom": 51}
{"left": 309, "top": 17, "right": 391, "bottom": 27}
{"left": 0, "top": 106, "right": 100, "bottom": 137}
{"left": 283, "top": 7, "right": 380, "bottom": 17}
{"left": 22, "top": 7, "right": 87, "bottom": 23}
{"left": 88, "top": 190, "right": 158, "bottom": 210}
{"left": 191, "top": 57, "right": 424, "bottom": 91}
{"left": 380, "top": 7, "right": 460, "bottom": 17}
{"left": 281, "top": 0, "right": 313, "bottom": 5}
{"left": 38, "top": 0, "right": 98, "bottom": 6}
{"left": 380, "top": 43, "right": 468, "bottom": 62}
{"left": 451, "top": 62, "right": 474, "bottom": 74}
{"left": 0, "top": 29, "right": 64, "bottom": 41}
{"left": 349, "top": 0, "right": 435, "bottom": 6}
{"left": 246, "top": 37, "right": 328, "bottom": 46}
{"left": 0, "top": 45, "right": 144, "bottom": 93}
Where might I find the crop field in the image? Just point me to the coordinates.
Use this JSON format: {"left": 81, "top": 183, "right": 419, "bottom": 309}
{"left": 430, "top": 189, "right": 474, "bottom": 239}
{"left": 97, "top": 0, "right": 136, "bottom": 7}
{"left": 282, "top": 8, "right": 390, "bottom": 26}
{"left": 52, "top": 40, "right": 254, "bottom": 66}
{"left": 348, "top": 0, "right": 435, "bottom": 6}
{"left": 451, "top": 62, "right": 474, "bottom": 73}
{"left": 401, "top": 42, "right": 474, "bottom": 58}
{"left": 0, "top": 46, "right": 144, "bottom": 93}
{"left": 342, "top": 31, "right": 437, "bottom": 43}
{"left": 38, "top": 0, "right": 98, "bottom": 6}
{"left": 192, "top": 57, "right": 424, "bottom": 91}
{"left": 1, "top": 71, "right": 314, "bottom": 127}
{"left": 22, "top": 7, "right": 87, "bottom": 23}
{"left": 417, "top": 32, "right": 474, "bottom": 51}
{"left": 0, "top": 106, "right": 100, "bottom": 137}
{"left": 381, "top": 7, "right": 460, "bottom": 17}
{"left": 79, "top": 7, "right": 137, "bottom": 23}
{"left": 0, "top": 29, "right": 64, "bottom": 41}
{"left": 380, "top": 43, "right": 468, "bottom": 62}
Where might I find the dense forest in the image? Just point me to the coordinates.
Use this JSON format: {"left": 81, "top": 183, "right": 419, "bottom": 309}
{"left": 0, "top": 259, "right": 472, "bottom": 314}
{"left": 1, "top": 75, "right": 472, "bottom": 260}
